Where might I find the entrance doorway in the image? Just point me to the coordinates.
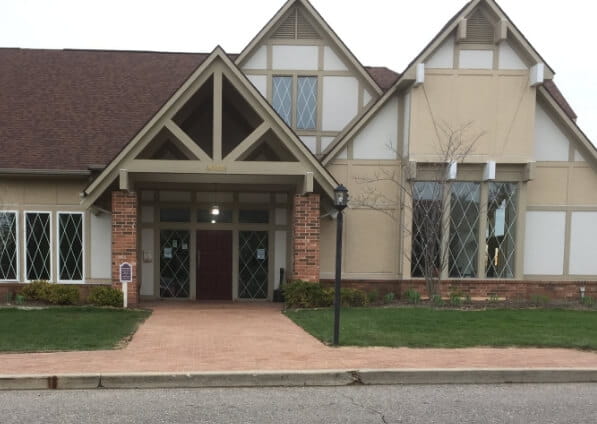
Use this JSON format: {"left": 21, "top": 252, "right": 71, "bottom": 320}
{"left": 196, "top": 230, "right": 233, "bottom": 300}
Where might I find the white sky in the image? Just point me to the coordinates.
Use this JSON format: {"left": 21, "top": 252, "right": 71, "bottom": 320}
{"left": 1, "top": 0, "right": 595, "bottom": 144}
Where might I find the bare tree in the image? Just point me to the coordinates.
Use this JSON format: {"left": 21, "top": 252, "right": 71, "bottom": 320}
{"left": 353, "top": 122, "right": 482, "bottom": 297}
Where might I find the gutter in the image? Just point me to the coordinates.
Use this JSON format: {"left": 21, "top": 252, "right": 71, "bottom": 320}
{"left": 0, "top": 168, "right": 92, "bottom": 177}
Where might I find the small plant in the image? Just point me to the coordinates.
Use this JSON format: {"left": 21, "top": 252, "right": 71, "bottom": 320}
{"left": 431, "top": 294, "right": 444, "bottom": 307}
{"left": 383, "top": 292, "right": 396, "bottom": 304}
{"left": 487, "top": 294, "right": 500, "bottom": 304}
{"left": 464, "top": 295, "right": 472, "bottom": 305}
{"left": 404, "top": 288, "right": 421, "bottom": 304}
{"left": 367, "top": 290, "right": 380, "bottom": 304}
{"left": 15, "top": 294, "right": 25, "bottom": 305}
{"left": 449, "top": 292, "right": 463, "bottom": 307}
{"left": 21, "top": 280, "right": 52, "bottom": 301}
{"left": 88, "top": 286, "right": 124, "bottom": 307}
{"left": 580, "top": 296, "right": 595, "bottom": 307}
{"left": 4, "top": 291, "right": 14, "bottom": 303}
{"left": 47, "top": 285, "right": 80, "bottom": 305}
{"left": 530, "top": 294, "right": 550, "bottom": 306}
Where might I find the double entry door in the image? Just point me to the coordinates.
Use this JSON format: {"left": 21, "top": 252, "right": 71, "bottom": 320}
{"left": 159, "top": 230, "right": 269, "bottom": 300}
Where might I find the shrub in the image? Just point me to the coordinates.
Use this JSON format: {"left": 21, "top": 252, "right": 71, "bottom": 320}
{"left": 88, "top": 286, "right": 124, "bottom": 307}
{"left": 449, "top": 292, "right": 463, "bottom": 307}
{"left": 21, "top": 280, "right": 52, "bottom": 301}
{"left": 4, "top": 292, "right": 13, "bottom": 303}
{"left": 367, "top": 290, "right": 380, "bottom": 304}
{"left": 464, "top": 295, "right": 473, "bottom": 305}
{"left": 47, "top": 285, "right": 80, "bottom": 305}
{"left": 283, "top": 281, "right": 333, "bottom": 308}
{"left": 383, "top": 292, "right": 396, "bottom": 304}
{"left": 530, "top": 294, "right": 550, "bottom": 306}
{"left": 404, "top": 288, "right": 421, "bottom": 304}
{"left": 341, "top": 288, "right": 368, "bottom": 307}
{"left": 580, "top": 296, "right": 595, "bottom": 307}
{"left": 15, "top": 294, "right": 25, "bottom": 305}
{"left": 431, "top": 294, "right": 444, "bottom": 307}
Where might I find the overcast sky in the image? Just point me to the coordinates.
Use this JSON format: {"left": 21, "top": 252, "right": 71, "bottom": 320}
{"left": 1, "top": 0, "right": 595, "bottom": 144}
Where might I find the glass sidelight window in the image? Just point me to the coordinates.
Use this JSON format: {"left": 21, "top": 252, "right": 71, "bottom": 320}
{"left": 239, "top": 231, "right": 268, "bottom": 299}
{"left": 25, "top": 212, "right": 51, "bottom": 281}
{"left": 0, "top": 212, "right": 17, "bottom": 281}
{"left": 411, "top": 182, "right": 443, "bottom": 278}
{"left": 58, "top": 213, "right": 84, "bottom": 282}
{"left": 486, "top": 182, "right": 518, "bottom": 278}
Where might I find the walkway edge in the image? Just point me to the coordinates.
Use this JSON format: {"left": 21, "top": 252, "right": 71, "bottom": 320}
{"left": 1, "top": 369, "right": 597, "bottom": 390}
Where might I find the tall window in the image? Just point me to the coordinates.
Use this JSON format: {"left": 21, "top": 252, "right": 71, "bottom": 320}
{"left": 449, "top": 183, "right": 480, "bottom": 278}
{"left": 411, "top": 182, "right": 443, "bottom": 278}
{"left": 25, "top": 212, "right": 51, "bottom": 281}
{"left": 486, "top": 182, "right": 518, "bottom": 278}
{"left": 0, "top": 212, "right": 17, "bottom": 281}
{"left": 58, "top": 213, "right": 84, "bottom": 282}
{"left": 272, "top": 75, "right": 317, "bottom": 129}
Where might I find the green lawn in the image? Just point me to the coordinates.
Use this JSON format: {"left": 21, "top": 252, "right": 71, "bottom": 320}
{"left": 285, "top": 307, "right": 597, "bottom": 349}
{"left": 0, "top": 307, "right": 151, "bottom": 353}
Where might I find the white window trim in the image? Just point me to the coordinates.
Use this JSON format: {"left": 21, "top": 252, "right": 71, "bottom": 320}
{"left": 23, "top": 211, "right": 53, "bottom": 283}
{"left": 56, "top": 211, "right": 85, "bottom": 284}
{"left": 0, "top": 210, "right": 19, "bottom": 283}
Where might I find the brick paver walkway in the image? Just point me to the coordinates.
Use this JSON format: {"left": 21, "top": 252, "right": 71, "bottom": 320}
{"left": 1, "top": 302, "right": 596, "bottom": 375}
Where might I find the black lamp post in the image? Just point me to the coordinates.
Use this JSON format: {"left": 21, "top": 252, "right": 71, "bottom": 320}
{"left": 333, "top": 184, "right": 349, "bottom": 346}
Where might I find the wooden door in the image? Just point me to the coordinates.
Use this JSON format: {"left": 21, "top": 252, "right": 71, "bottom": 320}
{"left": 196, "top": 230, "right": 233, "bottom": 300}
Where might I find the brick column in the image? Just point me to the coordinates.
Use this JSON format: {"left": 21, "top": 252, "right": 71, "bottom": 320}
{"left": 111, "top": 190, "right": 138, "bottom": 306}
{"left": 292, "top": 193, "right": 320, "bottom": 282}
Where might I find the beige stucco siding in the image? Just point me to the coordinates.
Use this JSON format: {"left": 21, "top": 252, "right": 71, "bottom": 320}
{"left": 409, "top": 70, "right": 535, "bottom": 163}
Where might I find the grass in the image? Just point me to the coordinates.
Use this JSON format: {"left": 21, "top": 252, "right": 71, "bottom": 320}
{"left": 285, "top": 307, "right": 597, "bottom": 349}
{"left": 0, "top": 307, "right": 151, "bottom": 353}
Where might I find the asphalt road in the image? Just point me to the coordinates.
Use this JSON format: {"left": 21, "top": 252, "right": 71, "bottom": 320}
{"left": 1, "top": 384, "right": 596, "bottom": 423}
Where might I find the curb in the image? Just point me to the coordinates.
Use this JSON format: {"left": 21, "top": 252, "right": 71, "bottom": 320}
{"left": 1, "top": 369, "right": 597, "bottom": 391}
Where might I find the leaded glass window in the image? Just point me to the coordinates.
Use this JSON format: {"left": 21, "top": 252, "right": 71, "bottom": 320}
{"left": 411, "top": 182, "right": 443, "bottom": 278}
{"left": 272, "top": 76, "right": 292, "bottom": 125}
{"left": 58, "top": 213, "right": 83, "bottom": 281}
{"left": 486, "top": 182, "right": 518, "bottom": 278}
{"left": 449, "top": 183, "right": 480, "bottom": 278}
{"left": 25, "top": 212, "right": 51, "bottom": 281}
{"left": 296, "top": 76, "right": 317, "bottom": 129}
{"left": 0, "top": 212, "right": 17, "bottom": 280}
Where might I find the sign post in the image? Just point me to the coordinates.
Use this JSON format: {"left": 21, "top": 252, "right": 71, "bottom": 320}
{"left": 119, "top": 262, "right": 132, "bottom": 308}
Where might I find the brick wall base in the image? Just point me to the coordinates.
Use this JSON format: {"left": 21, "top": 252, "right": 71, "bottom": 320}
{"left": 320, "top": 279, "right": 597, "bottom": 301}
{"left": 292, "top": 193, "right": 320, "bottom": 282}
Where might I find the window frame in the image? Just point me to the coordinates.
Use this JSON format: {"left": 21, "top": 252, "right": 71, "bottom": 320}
{"left": 23, "top": 210, "right": 53, "bottom": 283}
{"left": 0, "top": 210, "right": 19, "bottom": 283}
{"left": 56, "top": 211, "right": 85, "bottom": 284}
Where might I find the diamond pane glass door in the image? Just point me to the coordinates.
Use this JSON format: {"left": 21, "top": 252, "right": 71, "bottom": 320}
{"left": 486, "top": 183, "right": 518, "bottom": 278}
{"left": 239, "top": 231, "right": 268, "bottom": 299}
{"left": 160, "top": 230, "right": 190, "bottom": 298}
{"left": 25, "top": 212, "right": 51, "bottom": 281}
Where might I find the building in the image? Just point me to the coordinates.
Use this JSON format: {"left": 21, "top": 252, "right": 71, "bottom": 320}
{"left": 1, "top": 0, "right": 595, "bottom": 304}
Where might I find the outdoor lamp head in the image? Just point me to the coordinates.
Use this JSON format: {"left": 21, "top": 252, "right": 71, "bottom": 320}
{"left": 334, "top": 184, "right": 349, "bottom": 210}
{"left": 210, "top": 205, "right": 220, "bottom": 216}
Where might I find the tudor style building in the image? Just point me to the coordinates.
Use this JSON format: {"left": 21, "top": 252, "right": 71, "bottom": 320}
{"left": 1, "top": 0, "right": 596, "bottom": 304}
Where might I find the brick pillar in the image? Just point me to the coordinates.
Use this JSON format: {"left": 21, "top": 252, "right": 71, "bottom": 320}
{"left": 292, "top": 193, "right": 320, "bottom": 282}
{"left": 111, "top": 190, "right": 138, "bottom": 306}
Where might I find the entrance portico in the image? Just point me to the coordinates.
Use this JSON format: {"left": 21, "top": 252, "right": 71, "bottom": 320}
{"left": 84, "top": 47, "right": 337, "bottom": 305}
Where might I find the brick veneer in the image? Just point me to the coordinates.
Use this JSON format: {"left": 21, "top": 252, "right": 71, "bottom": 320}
{"left": 111, "top": 190, "right": 138, "bottom": 306}
{"left": 320, "top": 279, "right": 597, "bottom": 301}
{"left": 292, "top": 193, "right": 320, "bottom": 282}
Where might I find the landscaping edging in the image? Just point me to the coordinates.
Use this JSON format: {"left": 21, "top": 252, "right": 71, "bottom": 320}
{"left": 2, "top": 369, "right": 597, "bottom": 390}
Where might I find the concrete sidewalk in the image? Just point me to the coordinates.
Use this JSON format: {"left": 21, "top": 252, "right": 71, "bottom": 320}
{"left": 1, "top": 302, "right": 596, "bottom": 376}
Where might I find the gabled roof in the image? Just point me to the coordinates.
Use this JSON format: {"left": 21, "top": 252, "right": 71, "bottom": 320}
{"left": 235, "top": 0, "right": 382, "bottom": 96}
{"left": 321, "top": 0, "right": 576, "bottom": 163}
{"left": 0, "top": 48, "right": 395, "bottom": 173}
{"left": 82, "top": 46, "right": 339, "bottom": 205}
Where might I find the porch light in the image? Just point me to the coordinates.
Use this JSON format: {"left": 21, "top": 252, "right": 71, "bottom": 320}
{"left": 211, "top": 219, "right": 216, "bottom": 224}
{"left": 210, "top": 205, "right": 220, "bottom": 216}
{"left": 333, "top": 184, "right": 349, "bottom": 211}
